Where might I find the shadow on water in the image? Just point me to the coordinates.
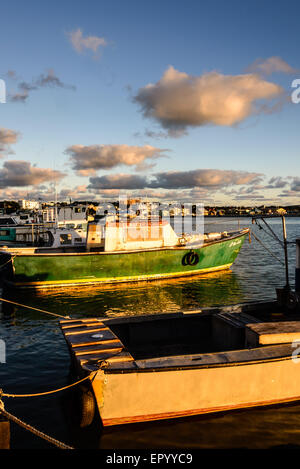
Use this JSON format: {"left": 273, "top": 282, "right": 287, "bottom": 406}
{"left": 62, "top": 397, "right": 300, "bottom": 450}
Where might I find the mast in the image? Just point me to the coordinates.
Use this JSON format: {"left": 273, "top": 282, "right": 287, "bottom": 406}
{"left": 282, "top": 215, "right": 290, "bottom": 290}
{"left": 54, "top": 181, "right": 58, "bottom": 228}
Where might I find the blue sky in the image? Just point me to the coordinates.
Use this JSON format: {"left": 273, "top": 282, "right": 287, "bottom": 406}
{"left": 0, "top": 0, "right": 300, "bottom": 205}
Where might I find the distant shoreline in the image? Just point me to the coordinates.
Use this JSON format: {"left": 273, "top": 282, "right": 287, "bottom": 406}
{"left": 202, "top": 215, "right": 300, "bottom": 218}
{"left": 202, "top": 214, "right": 300, "bottom": 217}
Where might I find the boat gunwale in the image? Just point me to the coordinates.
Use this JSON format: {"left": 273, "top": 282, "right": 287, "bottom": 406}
{"left": 79, "top": 299, "right": 293, "bottom": 374}
{"left": 2, "top": 229, "right": 249, "bottom": 258}
{"left": 83, "top": 343, "right": 296, "bottom": 375}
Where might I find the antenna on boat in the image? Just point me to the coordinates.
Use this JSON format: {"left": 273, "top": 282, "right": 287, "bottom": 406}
{"left": 281, "top": 215, "right": 290, "bottom": 291}
{"left": 251, "top": 214, "right": 298, "bottom": 309}
{"left": 54, "top": 182, "right": 58, "bottom": 228}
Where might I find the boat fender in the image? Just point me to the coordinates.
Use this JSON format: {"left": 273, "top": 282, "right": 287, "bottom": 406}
{"left": 182, "top": 251, "right": 199, "bottom": 266}
{"left": 286, "top": 291, "right": 300, "bottom": 312}
{"left": 78, "top": 385, "right": 96, "bottom": 428}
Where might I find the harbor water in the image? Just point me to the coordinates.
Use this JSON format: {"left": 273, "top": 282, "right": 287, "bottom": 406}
{"left": 1, "top": 217, "right": 300, "bottom": 449}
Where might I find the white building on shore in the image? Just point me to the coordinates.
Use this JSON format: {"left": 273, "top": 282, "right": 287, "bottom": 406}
{"left": 18, "top": 199, "right": 40, "bottom": 210}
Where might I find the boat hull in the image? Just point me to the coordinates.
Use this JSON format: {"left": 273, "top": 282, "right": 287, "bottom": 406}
{"left": 59, "top": 304, "right": 300, "bottom": 427}
{"left": 93, "top": 352, "right": 300, "bottom": 426}
{"left": 1, "top": 231, "right": 247, "bottom": 288}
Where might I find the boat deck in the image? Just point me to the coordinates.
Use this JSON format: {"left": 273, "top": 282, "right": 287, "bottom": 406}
{"left": 60, "top": 318, "right": 135, "bottom": 372}
{"left": 60, "top": 304, "right": 300, "bottom": 375}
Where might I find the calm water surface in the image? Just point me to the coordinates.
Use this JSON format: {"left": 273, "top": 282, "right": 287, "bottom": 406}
{"left": 1, "top": 217, "right": 300, "bottom": 449}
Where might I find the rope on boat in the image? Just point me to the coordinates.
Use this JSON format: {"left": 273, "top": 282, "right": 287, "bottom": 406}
{"left": 0, "top": 374, "right": 95, "bottom": 399}
{"left": 260, "top": 218, "right": 284, "bottom": 247}
{"left": 251, "top": 231, "right": 284, "bottom": 265}
{"left": 0, "top": 279, "right": 98, "bottom": 448}
{"left": 253, "top": 219, "right": 284, "bottom": 247}
{"left": 0, "top": 372, "right": 97, "bottom": 449}
{"left": 0, "top": 255, "right": 17, "bottom": 270}
{"left": 0, "top": 297, "right": 71, "bottom": 319}
{"left": 0, "top": 399, "right": 73, "bottom": 449}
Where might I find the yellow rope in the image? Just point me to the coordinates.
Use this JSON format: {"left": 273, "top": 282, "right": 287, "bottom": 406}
{"left": 0, "top": 403, "right": 74, "bottom": 449}
{"left": 0, "top": 373, "right": 96, "bottom": 399}
{"left": 251, "top": 232, "right": 284, "bottom": 265}
{"left": 0, "top": 296, "right": 71, "bottom": 319}
{"left": 0, "top": 254, "right": 17, "bottom": 270}
{"left": 0, "top": 373, "right": 98, "bottom": 448}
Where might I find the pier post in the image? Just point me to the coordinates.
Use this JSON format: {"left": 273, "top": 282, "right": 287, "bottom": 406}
{"left": 0, "top": 416, "right": 10, "bottom": 449}
{"left": 282, "top": 216, "right": 290, "bottom": 290}
{"left": 296, "top": 239, "right": 300, "bottom": 293}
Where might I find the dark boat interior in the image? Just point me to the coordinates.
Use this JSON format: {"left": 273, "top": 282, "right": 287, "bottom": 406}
{"left": 107, "top": 301, "right": 298, "bottom": 360}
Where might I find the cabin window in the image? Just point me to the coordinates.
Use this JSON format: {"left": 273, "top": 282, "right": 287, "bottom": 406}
{"left": 0, "top": 218, "right": 14, "bottom": 225}
{"left": 0, "top": 230, "right": 9, "bottom": 236}
{"left": 60, "top": 234, "right": 72, "bottom": 245}
{"left": 74, "top": 237, "right": 82, "bottom": 243}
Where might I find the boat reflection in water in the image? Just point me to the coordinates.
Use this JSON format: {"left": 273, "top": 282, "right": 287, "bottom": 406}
{"left": 2, "top": 269, "right": 244, "bottom": 319}
{"left": 95, "top": 402, "right": 300, "bottom": 450}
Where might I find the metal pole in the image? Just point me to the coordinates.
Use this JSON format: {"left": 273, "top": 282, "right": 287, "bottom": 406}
{"left": 296, "top": 239, "right": 300, "bottom": 293}
{"left": 282, "top": 216, "right": 290, "bottom": 290}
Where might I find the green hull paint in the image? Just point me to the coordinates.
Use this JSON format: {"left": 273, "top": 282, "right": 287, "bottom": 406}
{"left": 2, "top": 232, "right": 247, "bottom": 288}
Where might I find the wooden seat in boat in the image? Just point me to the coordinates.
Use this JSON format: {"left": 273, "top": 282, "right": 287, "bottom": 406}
{"left": 245, "top": 321, "right": 300, "bottom": 347}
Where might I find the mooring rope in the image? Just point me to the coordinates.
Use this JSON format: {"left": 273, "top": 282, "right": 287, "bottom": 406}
{"left": 0, "top": 374, "right": 95, "bottom": 399}
{"left": 0, "top": 283, "right": 98, "bottom": 448}
{"left": 253, "top": 219, "right": 284, "bottom": 247}
{"left": 260, "top": 218, "right": 284, "bottom": 247}
{"left": 251, "top": 231, "right": 284, "bottom": 265}
{"left": 0, "top": 255, "right": 17, "bottom": 270}
{"left": 0, "top": 373, "right": 97, "bottom": 449}
{"left": 0, "top": 297, "right": 71, "bottom": 319}
{"left": 0, "top": 400, "right": 74, "bottom": 449}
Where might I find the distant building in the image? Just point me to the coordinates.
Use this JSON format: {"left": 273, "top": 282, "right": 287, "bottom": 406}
{"left": 40, "top": 203, "right": 92, "bottom": 223}
{"left": 18, "top": 199, "right": 40, "bottom": 210}
{"left": 276, "top": 208, "right": 287, "bottom": 215}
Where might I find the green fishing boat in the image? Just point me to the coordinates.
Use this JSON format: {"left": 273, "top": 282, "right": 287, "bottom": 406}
{"left": 0, "top": 219, "right": 249, "bottom": 289}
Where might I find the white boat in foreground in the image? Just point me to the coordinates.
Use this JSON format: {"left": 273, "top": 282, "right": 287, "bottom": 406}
{"left": 60, "top": 295, "right": 300, "bottom": 427}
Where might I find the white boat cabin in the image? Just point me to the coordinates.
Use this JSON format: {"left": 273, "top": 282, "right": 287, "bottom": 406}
{"left": 86, "top": 219, "right": 224, "bottom": 252}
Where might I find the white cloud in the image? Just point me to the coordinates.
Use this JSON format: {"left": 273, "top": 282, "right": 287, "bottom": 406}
{"left": 0, "top": 128, "right": 20, "bottom": 157}
{"left": 0, "top": 160, "right": 65, "bottom": 187}
{"left": 246, "top": 57, "right": 298, "bottom": 75}
{"left": 88, "top": 168, "right": 263, "bottom": 190}
{"left": 66, "top": 144, "right": 169, "bottom": 175}
{"left": 133, "top": 66, "right": 284, "bottom": 135}
{"left": 9, "top": 69, "right": 75, "bottom": 103}
{"left": 67, "top": 28, "right": 108, "bottom": 57}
